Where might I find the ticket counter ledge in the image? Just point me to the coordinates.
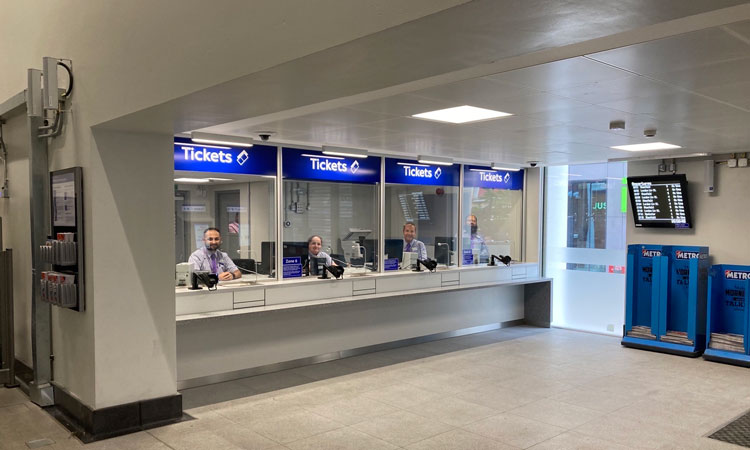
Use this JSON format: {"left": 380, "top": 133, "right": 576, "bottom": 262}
{"left": 175, "top": 262, "right": 550, "bottom": 389}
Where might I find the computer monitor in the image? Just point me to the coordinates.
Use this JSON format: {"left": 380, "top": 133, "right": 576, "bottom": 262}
{"left": 434, "top": 236, "right": 456, "bottom": 266}
{"left": 384, "top": 239, "right": 404, "bottom": 262}
{"left": 283, "top": 241, "right": 308, "bottom": 257}
{"left": 308, "top": 256, "right": 327, "bottom": 276}
{"left": 260, "top": 241, "right": 275, "bottom": 275}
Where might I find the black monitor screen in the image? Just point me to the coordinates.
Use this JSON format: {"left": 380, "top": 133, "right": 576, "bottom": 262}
{"left": 384, "top": 239, "right": 403, "bottom": 262}
{"left": 627, "top": 174, "right": 692, "bottom": 229}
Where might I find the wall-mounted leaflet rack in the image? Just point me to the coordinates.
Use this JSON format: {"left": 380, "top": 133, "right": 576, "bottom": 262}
{"left": 39, "top": 167, "right": 84, "bottom": 311}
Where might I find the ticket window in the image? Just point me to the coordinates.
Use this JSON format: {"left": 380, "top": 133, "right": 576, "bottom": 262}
{"left": 174, "top": 138, "right": 278, "bottom": 282}
{"left": 462, "top": 166, "right": 524, "bottom": 263}
{"left": 174, "top": 174, "right": 276, "bottom": 278}
{"left": 384, "top": 159, "right": 460, "bottom": 269}
{"left": 280, "top": 148, "right": 381, "bottom": 279}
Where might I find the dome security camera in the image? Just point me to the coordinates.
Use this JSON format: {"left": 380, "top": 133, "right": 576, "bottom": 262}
{"left": 255, "top": 131, "right": 276, "bottom": 142}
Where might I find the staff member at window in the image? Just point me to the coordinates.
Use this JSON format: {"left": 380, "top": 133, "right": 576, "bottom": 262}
{"left": 307, "top": 235, "right": 336, "bottom": 266}
{"left": 465, "top": 214, "right": 489, "bottom": 262}
{"left": 188, "top": 227, "right": 241, "bottom": 281}
{"left": 402, "top": 222, "right": 427, "bottom": 260}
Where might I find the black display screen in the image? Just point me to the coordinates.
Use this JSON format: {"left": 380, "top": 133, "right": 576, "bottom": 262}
{"left": 627, "top": 174, "right": 692, "bottom": 229}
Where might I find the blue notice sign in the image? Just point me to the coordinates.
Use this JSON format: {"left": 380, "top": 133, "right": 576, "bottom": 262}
{"left": 174, "top": 138, "right": 277, "bottom": 176}
{"left": 283, "top": 148, "right": 380, "bottom": 184}
{"left": 282, "top": 257, "right": 303, "bottom": 278}
{"left": 385, "top": 158, "right": 459, "bottom": 186}
{"left": 384, "top": 258, "right": 400, "bottom": 271}
{"left": 463, "top": 249, "right": 474, "bottom": 265}
{"left": 463, "top": 165, "right": 523, "bottom": 190}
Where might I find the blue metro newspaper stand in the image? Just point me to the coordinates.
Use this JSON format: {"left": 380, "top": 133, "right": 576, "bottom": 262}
{"left": 703, "top": 265, "right": 750, "bottom": 367}
{"left": 622, "top": 245, "right": 709, "bottom": 356}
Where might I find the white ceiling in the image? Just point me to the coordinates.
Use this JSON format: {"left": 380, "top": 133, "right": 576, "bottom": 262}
{"left": 198, "top": 20, "right": 750, "bottom": 167}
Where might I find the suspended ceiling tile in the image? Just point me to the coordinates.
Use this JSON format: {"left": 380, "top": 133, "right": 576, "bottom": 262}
{"left": 697, "top": 81, "right": 750, "bottom": 110}
{"left": 725, "top": 20, "right": 750, "bottom": 40}
{"left": 347, "top": 94, "right": 456, "bottom": 117}
{"left": 411, "top": 77, "right": 540, "bottom": 108}
{"left": 646, "top": 57, "right": 750, "bottom": 93}
{"left": 588, "top": 27, "right": 750, "bottom": 76}
{"left": 484, "top": 56, "right": 631, "bottom": 91}
{"left": 295, "top": 107, "right": 396, "bottom": 127}
{"left": 549, "top": 74, "right": 684, "bottom": 106}
{"left": 599, "top": 91, "right": 742, "bottom": 120}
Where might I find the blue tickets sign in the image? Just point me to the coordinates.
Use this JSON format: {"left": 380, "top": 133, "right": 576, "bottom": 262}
{"left": 282, "top": 257, "right": 303, "bottom": 278}
{"left": 384, "top": 258, "right": 400, "bottom": 271}
{"left": 174, "top": 138, "right": 277, "bottom": 176}
{"left": 384, "top": 158, "right": 459, "bottom": 186}
{"left": 282, "top": 148, "right": 380, "bottom": 184}
{"left": 463, "top": 165, "right": 523, "bottom": 190}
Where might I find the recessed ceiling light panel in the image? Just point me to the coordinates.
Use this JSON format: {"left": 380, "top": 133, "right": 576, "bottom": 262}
{"left": 174, "top": 177, "right": 210, "bottom": 183}
{"left": 610, "top": 142, "right": 682, "bottom": 152}
{"left": 412, "top": 105, "right": 512, "bottom": 124}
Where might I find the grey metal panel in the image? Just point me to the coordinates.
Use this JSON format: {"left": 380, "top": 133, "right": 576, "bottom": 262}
{"left": 27, "top": 114, "right": 53, "bottom": 406}
{"left": 0, "top": 250, "right": 14, "bottom": 386}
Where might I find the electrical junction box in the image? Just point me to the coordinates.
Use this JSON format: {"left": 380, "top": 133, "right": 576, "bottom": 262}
{"left": 739, "top": 158, "right": 748, "bottom": 168}
{"left": 728, "top": 159, "right": 738, "bottom": 168}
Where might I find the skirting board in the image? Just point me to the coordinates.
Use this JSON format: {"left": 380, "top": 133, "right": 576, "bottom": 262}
{"left": 178, "top": 318, "right": 525, "bottom": 390}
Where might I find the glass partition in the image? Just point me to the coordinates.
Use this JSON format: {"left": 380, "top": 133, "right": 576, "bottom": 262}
{"left": 384, "top": 159, "right": 459, "bottom": 269}
{"left": 281, "top": 148, "right": 381, "bottom": 278}
{"left": 174, "top": 138, "right": 278, "bottom": 283}
{"left": 462, "top": 166, "right": 524, "bottom": 263}
{"left": 174, "top": 174, "right": 276, "bottom": 278}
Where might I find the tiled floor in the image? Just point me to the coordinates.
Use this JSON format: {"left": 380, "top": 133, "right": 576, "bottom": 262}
{"left": 2, "top": 327, "right": 750, "bottom": 449}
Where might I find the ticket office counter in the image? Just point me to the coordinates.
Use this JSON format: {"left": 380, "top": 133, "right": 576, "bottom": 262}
{"left": 176, "top": 262, "right": 550, "bottom": 388}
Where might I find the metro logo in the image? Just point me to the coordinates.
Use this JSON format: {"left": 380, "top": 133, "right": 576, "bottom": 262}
{"left": 434, "top": 167, "right": 442, "bottom": 179}
{"left": 725, "top": 270, "right": 750, "bottom": 280}
{"left": 675, "top": 250, "right": 701, "bottom": 259}
{"left": 641, "top": 249, "right": 661, "bottom": 258}
{"left": 350, "top": 160, "right": 359, "bottom": 173}
{"left": 181, "top": 145, "right": 233, "bottom": 164}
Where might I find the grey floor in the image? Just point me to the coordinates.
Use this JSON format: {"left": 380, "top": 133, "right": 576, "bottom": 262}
{"left": 2, "top": 326, "right": 750, "bottom": 449}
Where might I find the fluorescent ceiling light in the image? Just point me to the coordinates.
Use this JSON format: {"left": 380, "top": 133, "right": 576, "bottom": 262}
{"left": 609, "top": 152, "right": 710, "bottom": 162}
{"left": 490, "top": 163, "right": 520, "bottom": 171}
{"left": 412, "top": 105, "right": 512, "bottom": 124}
{"left": 610, "top": 142, "right": 681, "bottom": 151}
{"left": 301, "top": 153, "right": 344, "bottom": 160}
{"left": 178, "top": 143, "right": 230, "bottom": 150}
{"left": 174, "top": 177, "right": 210, "bottom": 183}
{"left": 206, "top": 177, "right": 233, "bottom": 181}
{"left": 322, "top": 145, "right": 368, "bottom": 158}
{"left": 191, "top": 132, "right": 254, "bottom": 147}
{"left": 417, "top": 155, "right": 453, "bottom": 166}
{"left": 397, "top": 162, "right": 430, "bottom": 167}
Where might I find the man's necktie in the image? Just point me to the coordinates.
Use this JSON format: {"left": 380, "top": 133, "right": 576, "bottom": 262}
{"left": 210, "top": 253, "right": 218, "bottom": 274}
{"left": 405, "top": 242, "right": 412, "bottom": 252}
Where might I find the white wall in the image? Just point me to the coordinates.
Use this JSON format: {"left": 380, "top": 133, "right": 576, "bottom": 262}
{"left": 627, "top": 158, "right": 750, "bottom": 265}
{"left": 524, "top": 168, "right": 541, "bottom": 262}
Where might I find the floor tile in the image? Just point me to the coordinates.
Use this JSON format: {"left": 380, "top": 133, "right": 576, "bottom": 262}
{"left": 361, "top": 382, "right": 442, "bottom": 409}
{"left": 353, "top": 410, "right": 454, "bottom": 447}
{"left": 454, "top": 384, "right": 543, "bottom": 412}
{"left": 405, "top": 428, "right": 518, "bottom": 450}
{"left": 508, "top": 398, "right": 603, "bottom": 429}
{"left": 406, "top": 396, "right": 499, "bottom": 427}
{"left": 527, "top": 430, "right": 633, "bottom": 449}
{"left": 248, "top": 409, "right": 344, "bottom": 444}
{"left": 462, "top": 413, "right": 565, "bottom": 449}
{"left": 305, "top": 394, "right": 399, "bottom": 425}
{"left": 286, "top": 427, "right": 398, "bottom": 450}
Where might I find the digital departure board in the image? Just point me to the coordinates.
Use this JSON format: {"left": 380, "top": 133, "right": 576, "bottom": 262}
{"left": 627, "top": 174, "right": 693, "bottom": 229}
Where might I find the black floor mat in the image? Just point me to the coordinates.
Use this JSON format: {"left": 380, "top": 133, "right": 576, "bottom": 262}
{"left": 709, "top": 410, "right": 750, "bottom": 448}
